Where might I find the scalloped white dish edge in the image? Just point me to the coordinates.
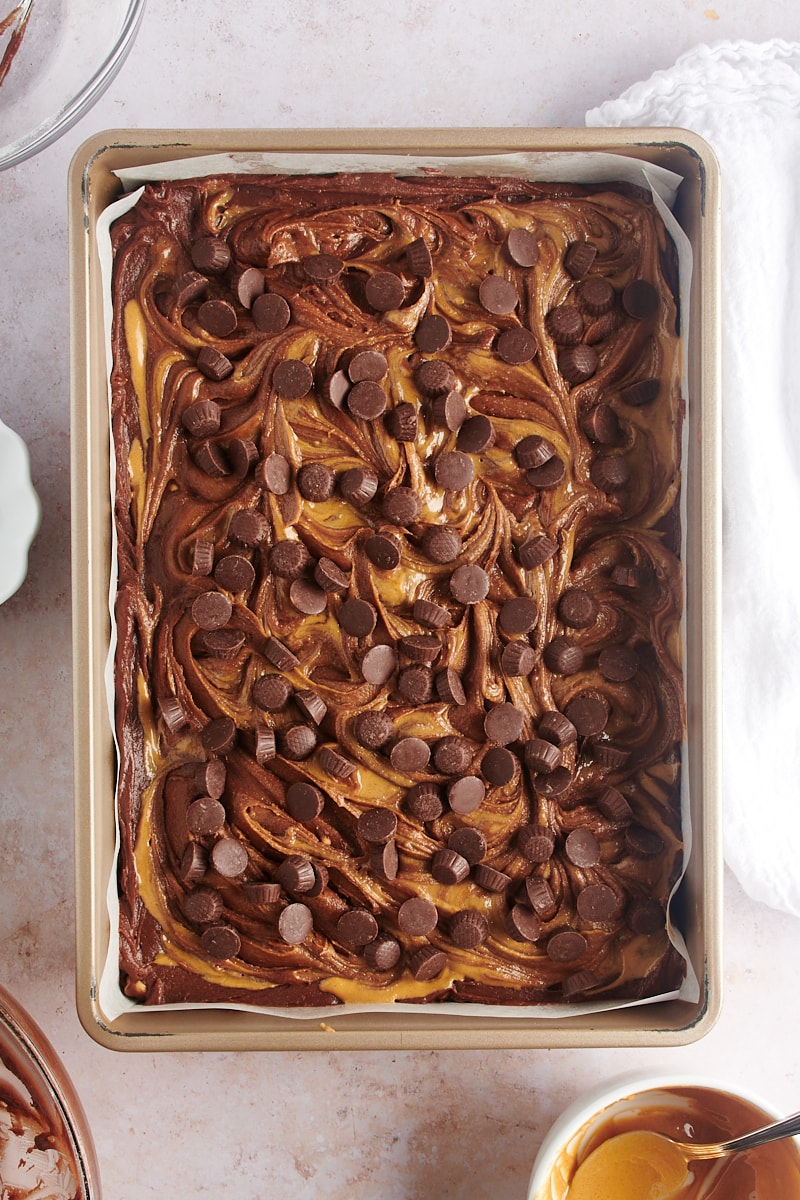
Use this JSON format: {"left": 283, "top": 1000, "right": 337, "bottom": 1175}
{"left": 0, "top": 416, "right": 40, "bottom": 604}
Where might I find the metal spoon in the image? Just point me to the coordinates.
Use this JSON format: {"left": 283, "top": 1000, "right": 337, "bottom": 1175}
{"left": 674, "top": 1106, "right": 800, "bottom": 1160}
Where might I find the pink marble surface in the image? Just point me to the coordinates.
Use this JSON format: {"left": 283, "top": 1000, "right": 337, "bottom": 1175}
{"left": 2, "top": 2, "right": 800, "bottom": 1196}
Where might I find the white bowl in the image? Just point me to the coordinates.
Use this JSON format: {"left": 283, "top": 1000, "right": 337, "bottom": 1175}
{"left": 527, "top": 1070, "right": 798, "bottom": 1200}
{"left": 0, "top": 416, "right": 40, "bottom": 603}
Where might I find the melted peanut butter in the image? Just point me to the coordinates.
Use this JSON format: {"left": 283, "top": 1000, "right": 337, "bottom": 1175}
{"left": 110, "top": 172, "right": 686, "bottom": 1007}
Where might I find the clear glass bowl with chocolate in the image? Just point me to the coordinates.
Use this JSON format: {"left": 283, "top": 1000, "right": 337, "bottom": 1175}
{"left": 0, "top": 983, "right": 100, "bottom": 1198}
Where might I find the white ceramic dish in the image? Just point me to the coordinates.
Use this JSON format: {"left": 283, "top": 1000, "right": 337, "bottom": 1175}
{"left": 0, "top": 0, "right": 145, "bottom": 171}
{"left": 0, "top": 415, "right": 40, "bottom": 603}
{"left": 527, "top": 1070, "right": 799, "bottom": 1200}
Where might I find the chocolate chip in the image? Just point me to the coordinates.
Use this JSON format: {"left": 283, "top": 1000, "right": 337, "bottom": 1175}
{"left": 314, "top": 557, "right": 350, "bottom": 592}
{"left": 338, "top": 598, "right": 377, "bottom": 638}
{"left": 214, "top": 554, "right": 255, "bottom": 593}
{"left": 517, "top": 824, "right": 555, "bottom": 862}
{"left": 533, "top": 766, "right": 573, "bottom": 799}
{"left": 340, "top": 466, "right": 379, "bottom": 506}
{"left": 278, "top": 902, "right": 314, "bottom": 943}
{"left": 410, "top": 945, "right": 447, "bottom": 981}
{"left": 346, "top": 349, "right": 388, "bottom": 382}
{"left": 273, "top": 359, "right": 314, "bottom": 398}
{"left": 296, "top": 690, "right": 327, "bottom": 725}
{"left": 431, "top": 848, "right": 470, "bottom": 885}
{"left": 497, "top": 328, "right": 538, "bottom": 364}
{"left": 415, "top": 359, "right": 457, "bottom": 397}
{"left": 611, "top": 564, "right": 652, "bottom": 588}
{"left": 518, "top": 535, "right": 557, "bottom": 569}
{"left": 590, "top": 455, "right": 630, "bottom": 492}
{"left": 183, "top": 887, "right": 222, "bottom": 923}
{"left": 281, "top": 724, "right": 317, "bottom": 760}
{"left": 447, "top": 776, "right": 486, "bottom": 814}
{"left": 354, "top": 710, "right": 395, "bottom": 749}
{"left": 318, "top": 746, "right": 357, "bottom": 780}
{"left": 347, "top": 380, "right": 388, "bottom": 421}
{"left": 289, "top": 577, "right": 328, "bottom": 615}
{"left": 264, "top": 636, "right": 300, "bottom": 670}
{"left": 577, "top": 883, "right": 618, "bottom": 922}
{"left": 233, "top": 266, "right": 265, "bottom": 308}
{"left": 322, "top": 369, "right": 351, "bottom": 409}
{"left": 182, "top": 399, "right": 221, "bottom": 437}
{"left": 620, "top": 377, "right": 660, "bottom": 407}
{"left": 629, "top": 898, "right": 665, "bottom": 934}
{"left": 202, "top": 628, "right": 246, "bottom": 658}
{"left": 525, "top": 876, "right": 557, "bottom": 918}
{"left": 504, "top": 227, "right": 539, "bottom": 267}
{"left": 581, "top": 403, "right": 622, "bottom": 444}
{"left": 435, "top": 667, "right": 466, "bottom": 705}
{"left": 406, "top": 237, "right": 433, "bottom": 277}
{"left": 414, "top": 598, "right": 452, "bottom": 629}
{"left": 578, "top": 277, "right": 615, "bottom": 316}
{"left": 558, "top": 588, "right": 598, "bottom": 629}
{"left": 358, "top": 808, "right": 398, "bottom": 845}
{"left": 174, "top": 270, "right": 209, "bottom": 307}
{"left": 405, "top": 782, "right": 444, "bottom": 822}
{"left": 450, "top": 909, "right": 489, "bottom": 948}
{"left": 481, "top": 746, "right": 518, "bottom": 785}
{"left": 252, "top": 292, "right": 291, "bottom": 333}
{"left": 385, "top": 402, "right": 418, "bottom": 441}
{"left": 383, "top": 487, "right": 421, "bottom": 527}
{"left": 253, "top": 674, "right": 292, "bottom": 711}
{"left": 302, "top": 253, "right": 344, "bottom": 282}
{"left": 361, "top": 644, "right": 397, "bottom": 685}
{"left": 187, "top": 796, "right": 226, "bottom": 836}
{"left": 435, "top": 450, "right": 474, "bottom": 491}
{"left": 507, "top": 904, "right": 542, "bottom": 943}
{"left": 526, "top": 457, "right": 565, "bottom": 489}
{"left": 558, "top": 344, "right": 599, "bottom": 384}
{"left": 472, "top": 864, "right": 511, "bottom": 893}
{"left": 254, "top": 726, "right": 276, "bottom": 764}
{"left": 565, "top": 828, "right": 601, "bottom": 867}
{"left": 625, "top": 824, "right": 665, "bottom": 857}
{"left": 269, "top": 539, "right": 311, "bottom": 579}
{"left": 447, "top": 828, "right": 487, "bottom": 865}
{"left": 498, "top": 596, "right": 538, "bottom": 635}
{"left": 201, "top": 924, "right": 241, "bottom": 960}
{"left": 538, "top": 710, "right": 578, "bottom": 747}
{"left": 543, "top": 636, "right": 585, "bottom": 675}
{"left": 598, "top": 645, "right": 639, "bottom": 682}
{"left": 564, "top": 694, "right": 609, "bottom": 737}
{"left": 450, "top": 564, "right": 489, "bottom": 605}
{"left": 244, "top": 881, "right": 282, "bottom": 905}
{"left": 398, "top": 666, "right": 434, "bottom": 705}
{"left": 563, "top": 241, "right": 597, "bottom": 279}
{"left": 398, "top": 896, "right": 438, "bottom": 936}
{"left": 211, "top": 836, "right": 249, "bottom": 878}
{"left": 501, "top": 640, "right": 537, "bottom": 676}
{"left": 456, "top": 414, "right": 495, "bottom": 454}
{"left": 596, "top": 786, "right": 633, "bottom": 822}
{"left": 523, "top": 738, "right": 561, "bottom": 774}
{"left": 230, "top": 508, "right": 270, "bottom": 545}
{"left": 191, "top": 538, "right": 214, "bottom": 576}
{"left": 227, "top": 438, "right": 259, "bottom": 477}
{"left": 337, "top": 909, "right": 379, "bottom": 947}
{"left": 198, "top": 299, "right": 237, "bottom": 337}
{"left": 479, "top": 274, "right": 518, "bottom": 315}
{"left": 545, "top": 306, "right": 583, "bottom": 345}
{"left": 191, "top": 237, "right": 231, "bottom": 273}
{"left": 365, "top": 533, "right": 402, "bottom": 569}
{"left": 433, "top": 736, "right": 472, "bottom": 775}
{"left": 285, "top": 782, "right": 325, "bottom": 822}
{"left": 390, "top": 736, "right": 431, "bottom": 772}
{"left": 484, "top": 702, "right": 524, "bottom": 745}
{"left": 415, "top": 314, "right": 451, "bottom": 353}
{"left": 276, "top": 855, "right": 316, "bottom": 893}
{"left": 430, "top": 389, "right": 467, "bottom": 431}
{"left": 196, "top": 759, "right": 227, "bottom": 799}
{"left": 370, "top": 839, "right": 399, "bottom": 881}
{"left": 364, "top": 935, "right": 402, "bottom": 970}
{"left": 197, "top": 346, "right": 234, "bottom": 381}
{"left": 297, "top": 461, "right": 336, "bottom": 502}
{"left": 622, "top": 279, "right": 659, "bottom": 320}
{"left": 365, "top": 270, "right": 405, "bottom": 311}
{"left": 547, "top": 930, "right": 587, "bottom": 962}
{"left": 192, "top": 590, "right": 232, "bottom": 630}
{"left": 400, "top": 634, "right": 441, "bottom": 663}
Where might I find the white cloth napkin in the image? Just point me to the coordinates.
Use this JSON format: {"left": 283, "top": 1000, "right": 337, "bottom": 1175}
{"left": 587, "top": 40, "right": 800, "bottom": 917}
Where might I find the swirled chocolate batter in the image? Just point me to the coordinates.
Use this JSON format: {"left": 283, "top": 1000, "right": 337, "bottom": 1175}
{"left": 109, "top": 170, "right": 686, "bottom": 1007}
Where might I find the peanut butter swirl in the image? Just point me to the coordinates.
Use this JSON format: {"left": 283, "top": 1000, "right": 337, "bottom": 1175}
{"left": 110, "top": 172, "right": 685, "bottom": 1008}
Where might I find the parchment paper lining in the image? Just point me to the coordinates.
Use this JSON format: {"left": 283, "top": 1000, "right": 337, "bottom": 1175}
{"left": 97, "top": 149, "right": 697, "bottom": 1021}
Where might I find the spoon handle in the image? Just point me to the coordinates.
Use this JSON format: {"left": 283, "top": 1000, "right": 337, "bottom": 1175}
{"left": 686, "top": 1109, "right": 800, "bottom": 1160}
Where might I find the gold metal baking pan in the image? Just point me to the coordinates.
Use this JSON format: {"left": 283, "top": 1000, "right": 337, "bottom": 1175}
{"left": 69, "top": 128, "right": 721, "bottom": 1050}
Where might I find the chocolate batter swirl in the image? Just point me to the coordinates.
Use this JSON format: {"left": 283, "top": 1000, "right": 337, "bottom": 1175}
{"left": 110, "top": 171, "right": 685, "bottom": 1007}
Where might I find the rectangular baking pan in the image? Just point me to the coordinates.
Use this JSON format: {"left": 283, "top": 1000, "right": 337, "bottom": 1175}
{"left": 69, "top": 127, "right": 721, "bottom": 1050}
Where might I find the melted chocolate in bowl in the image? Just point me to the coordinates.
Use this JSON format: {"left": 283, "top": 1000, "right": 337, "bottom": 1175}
{"left": 534, "top": 1086, "right": 800, "bottom": 1200}
{"left": 109, "top": 171, "right": 686, "bottom": 1008}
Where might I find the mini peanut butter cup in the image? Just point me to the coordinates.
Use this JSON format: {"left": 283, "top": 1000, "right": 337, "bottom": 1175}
{"left": 450, "top": 564, "right": 489, "bottom": 605}
{"left": 347, "top": 380, "right": 387, "bottom": 421}
{"left": 365, "top": 533, "right": 402, "bottom": 570}
{"left": 297, "top": 461, "right": 336, "bottom": 502}
{"left": 563, "top": 240, "right": 597, "bottom": 279}
{"left": 285, "top": 782, "right": 325, "bottom": 822}
{"left": 483, "top": 702, "right": 524, "bottom": 746}
{"left": 273, "top": 359, "right": 313, "bottom": 399}
{"left": 472, "top": 864, "right": 511, "bottom": 893}
{"left": 415, "top": 359, "right": 456, "bottom": 397}
{"left": 405, "top": 238, "right": 433, "bottom": 277}
{"left": 558, "top": 344, "right": 599, "bottom": 384}
{"left": 450, "top": 909, "right": 489, "bottom": 949}
{"left": 383, "top": 486, "right": 421, "bottom": 527}
{"left": 280, "top": 723, "right": 317, "bottom": 761}
{"left": 410, "top": 945, "right": 448, "bottom": 982}
{"left": 385, "top": 401, "right": 418, "bottom": 442}
{"left": 398, "top": 897, "right": 438, "bottom": 936}
{"left": 479, "top": 274, "right": 518, "bottom": 315}
{"left": 229, "top": 509, "right": 269, "bottom": 545}
{"left": 314, "top": 557, "right": 350, "bottom": 592}
{"left": 201, "top": 925, "right": 241, "bottom": 961}
{"left": 447, "top": 828, "right": 487, "bottom": 865}
{"left": 435, "top": 667, "right": 466, "bottom": 705}
{"left": 182, "top": 399, "right": 221, "bottom": 437}
{"left": 434, "top": 450, "right": 474, "bottom": 491}
{"left": 578, "top": 276, "right": 615, "bottom": 316}
{"left": 481, "top": 746, "right": 518, "bottom": 786}
{"left": 363, "top": 936, "right": 402, "bottom": 970}
{"left": 357, "top": 808, "right": 398, "bottom": 845}
{"left": 431, "top": 848, "right": 470, "bottom": 885}
{"left": 268, "top": 539, "right": 311, "bottom": 580}
{"left": 504, "top": 226, "right": 539, "bottom": 268}
{"left": 197, "top": 346, "right": 234, "bottom": 381}
{"left": 422, "top": 526, "right": 462, "bottom": 564}
{"left": 191, "top": 237, "right": 231, "bottom": 274}
{"left": 405, "top": 782, "right": 444, "bottom": 822}
{"left": 432, "top": 736, "right": 472, "bottom": 775}
{"left": 192, "top": 590, "right": 232, "bottom": 630}
{"left": 507, "top": 905, "right": 542, "bottom": 943}
{"left": 354, "top": 710, "right": 395, "bottom": 750}
{"left": 430, "top": 389, "right": 467, "bottom": 431}
{"left": 622, "top": 279, "right": 660, "bottom": 320}
{"left": 337, "top": 909, "right": 379, "bottom": 947}
{"left": 198, "top": 299, "right": 237, "bottom": 337}
{"left": 545, "top": 305, "right": 583, "bottom": 345}
{"left": 456, "top": 414, "right": 495, "bottom": 454}
{"left": 543, "top": 636, "right": 585, "bottom": 675}
{"left": 340, "top": 466, "right": 379, "bottom": 506}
